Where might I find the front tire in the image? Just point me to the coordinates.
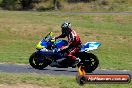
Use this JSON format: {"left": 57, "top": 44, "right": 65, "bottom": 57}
{"left": 29, "top": 52, "right": 52, "bottom": 70}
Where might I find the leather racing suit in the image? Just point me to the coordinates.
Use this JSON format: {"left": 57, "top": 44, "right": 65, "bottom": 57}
{"left": 55, "top": 29, "right": 82, "bottom": 61}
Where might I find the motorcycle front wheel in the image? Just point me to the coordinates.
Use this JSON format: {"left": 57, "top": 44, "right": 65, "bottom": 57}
{"left": 29, "top": 52, "right": 52, "bottom": 70}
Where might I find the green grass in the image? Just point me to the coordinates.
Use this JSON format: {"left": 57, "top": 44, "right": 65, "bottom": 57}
{"left": 0, "top": 72, "right": 132, "bottom": 88}
{"left": 0, "top": 10, "right": 132, "bottom": 70}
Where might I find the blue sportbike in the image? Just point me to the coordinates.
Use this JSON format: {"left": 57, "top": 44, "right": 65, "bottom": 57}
{"left": 29, "top": 32, "right": 101, "bottom": 73}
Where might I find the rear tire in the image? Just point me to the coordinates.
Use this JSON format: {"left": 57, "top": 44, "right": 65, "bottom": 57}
{"left": 77, "top": 53, "right": 99, "bottom": 73}
{"left": 29, "top": 52, "right": 52, "bottom": 70}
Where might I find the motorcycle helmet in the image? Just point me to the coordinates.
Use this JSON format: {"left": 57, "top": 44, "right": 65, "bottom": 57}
{"left": 61, "top": 22, "right": 71, "bottom": 35}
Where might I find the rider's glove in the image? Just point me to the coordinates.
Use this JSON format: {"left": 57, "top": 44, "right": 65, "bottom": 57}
{"left": 50, "top": 37, "right": 56, "bottom": 42}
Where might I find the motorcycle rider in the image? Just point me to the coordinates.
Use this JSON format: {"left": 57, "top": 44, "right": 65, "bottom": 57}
{"left": 55, "top": 22, "right": 82, "bottom": 66}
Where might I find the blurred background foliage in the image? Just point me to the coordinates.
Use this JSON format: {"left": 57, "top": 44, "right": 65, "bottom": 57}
{"left": 0, "top": 0, "right": 131, "bottom": 12}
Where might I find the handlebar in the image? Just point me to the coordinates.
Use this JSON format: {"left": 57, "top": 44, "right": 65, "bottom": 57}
{"left": 44, "top": 32, "right": 56, "bottom": 42}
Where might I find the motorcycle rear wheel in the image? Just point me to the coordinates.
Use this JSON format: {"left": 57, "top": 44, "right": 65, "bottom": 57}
{"left": 77, "top": 53, "right": 99, "bottom": 73}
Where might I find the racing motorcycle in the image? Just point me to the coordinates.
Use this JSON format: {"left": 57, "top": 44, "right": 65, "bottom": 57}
{"left": 29, "top": 32, "right": 101, "bottom": 73}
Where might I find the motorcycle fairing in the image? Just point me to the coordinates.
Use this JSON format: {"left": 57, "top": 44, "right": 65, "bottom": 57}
{"left": 55, "top": 40, "right": 68, "bottom": 48}
{"left": 81, "top": 42, "right": 101, "bottom": 52}
{"left": 36, "top": 39, "right": 47, "bottom": 49}
{"left": 36, "top": 38, "right": 55, "bottom": 49}
{"left": 36, "top": 49, "right": 63, "bottom": 60}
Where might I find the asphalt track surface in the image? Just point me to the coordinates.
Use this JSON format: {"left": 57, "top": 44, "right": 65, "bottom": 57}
{"left": 0, "top": 63, "right": 132, "bottom": 78}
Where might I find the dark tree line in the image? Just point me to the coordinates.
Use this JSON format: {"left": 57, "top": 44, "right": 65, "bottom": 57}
{"left": 19, "top": 0, "right": 33, "bottom": 9}
{"left": 0, "top": 0, "right": 96, "bottom": 10}
{"left": 67, "top": 0, "right": 96, "bottom": 3}
{"left": 0, "top": 0, "right": 59, "bottom": 10}
{"left": 1, "top": 0, "right": 41, "bottom": 10}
